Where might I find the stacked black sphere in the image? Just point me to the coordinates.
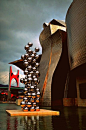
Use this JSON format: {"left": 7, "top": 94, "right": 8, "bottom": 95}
{"left": 20, "top": 42, "right": 40, "bottom": 112}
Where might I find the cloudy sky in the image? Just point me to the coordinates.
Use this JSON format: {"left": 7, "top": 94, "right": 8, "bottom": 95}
{"left": 0, "top": 0, "right": 72, "bottom": 87}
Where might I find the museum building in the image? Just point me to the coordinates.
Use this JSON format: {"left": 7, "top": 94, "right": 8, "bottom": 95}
{"left": 38, "top": 0, "right": 86, "bottom": 107}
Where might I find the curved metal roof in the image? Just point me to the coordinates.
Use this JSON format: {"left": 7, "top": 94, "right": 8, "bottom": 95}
{"left": 9, "top": 55, "right": 42, "bottom": 71}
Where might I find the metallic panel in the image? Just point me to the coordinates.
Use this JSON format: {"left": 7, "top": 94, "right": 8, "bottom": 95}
{"left": 66, "top": 0, "right": 86, "bottom": 70}
{"left": 38, "top": 20, "right": 67, "bottom": 106}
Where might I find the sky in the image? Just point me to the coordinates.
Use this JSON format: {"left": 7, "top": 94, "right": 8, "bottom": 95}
{"left": 0, "top": 0, "right": 73, "bottom": 87}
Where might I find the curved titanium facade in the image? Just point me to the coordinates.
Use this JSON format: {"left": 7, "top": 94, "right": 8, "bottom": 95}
{"left": 38, "top": 20, "right": 69, "bottom": 106}
{"left": 64, "top": 0, "right": 86, "bottom": 107}
{"left": 66, "top": 0, "right": 86, "bottom": 70}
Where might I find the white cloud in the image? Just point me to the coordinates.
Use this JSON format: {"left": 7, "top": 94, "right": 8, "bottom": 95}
{"left": 0, "top": 71, "right": 9, "bottom": 85}
{"left": 16, "top": 31, "right": 30, "bottom": 39}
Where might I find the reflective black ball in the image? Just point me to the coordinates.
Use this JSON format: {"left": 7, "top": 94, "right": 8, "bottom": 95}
{"left": 35, "top": 47, "right": 39, "bottom": 52}
{"left": 21, "top": 55, "right": 24, "bottom": 60}
{"left": 23, "top": 61, "right": 28, "bottom": 67}
{"left": 24, "top": 45, "right": 29, "bottom": 50}
{"left": 28, "top": 42, "right": 33, "bottom": 47}
{"left": 28, "top": 57, "right": 32, "bottom": 63}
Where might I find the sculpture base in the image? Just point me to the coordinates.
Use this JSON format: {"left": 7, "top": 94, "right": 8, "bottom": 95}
{"left": 6, "top": 109, "right": 60, "bottom": 116}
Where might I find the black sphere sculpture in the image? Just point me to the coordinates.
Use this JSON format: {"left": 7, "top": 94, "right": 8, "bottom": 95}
{"left": 20, "top": 42, "right": 40, "bottom": 112}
